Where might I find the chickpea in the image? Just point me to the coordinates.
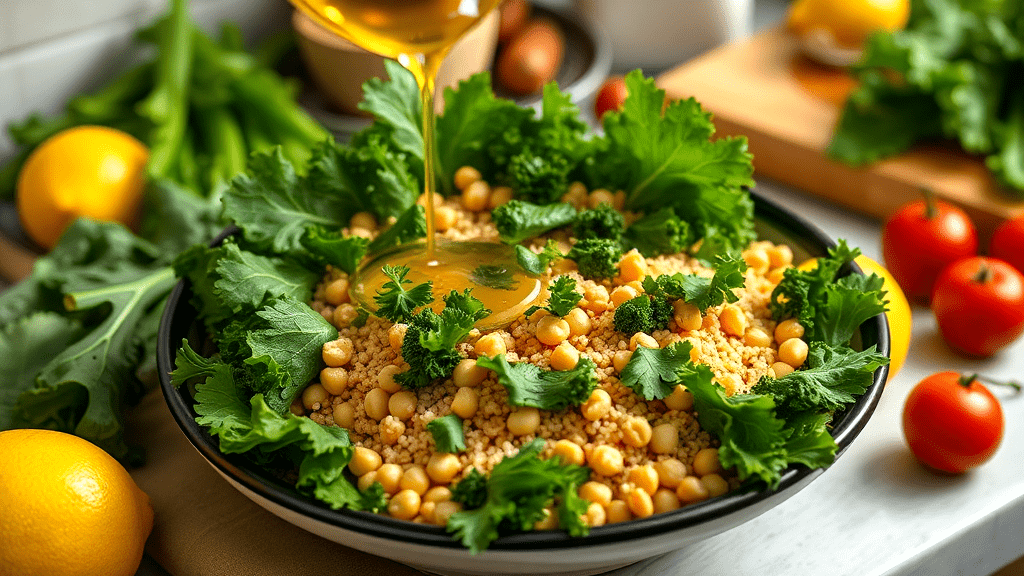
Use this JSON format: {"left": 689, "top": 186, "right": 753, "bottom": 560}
{"left": 610, "top": 285, "right": 639, "bottom": 308}
{"left": 461, "top": 180, "right": 490, "bottom": 212}
{"left": 332, "top": 303, "right": 359, "bottom": 327}
{"left": 626, "top": 488, "right": 654, "bottom": 518}
{"left": 676, "top": 476, "right": 710, "bottom": 504}
{"left": 364, "top": 388, "right": 391, "bottom": 421}
{"left": 388, "top": 489, "right": 421, "bottom": 520}
{"left": 701, "top": 473, "right": 730, "bottom": 498}
{"left": 332, "top": 402, "right": 355, "bottom": 428}
{"left": 743, "top": 327, "right": 772, "bottom": 348}
{"left": 320, "top": 367, "right": 349, "bottom": 395}
{"left": 301, "top": 383, "right": 328, "bottom": 411}
{"left": 289, "top": 398, "right": 306, "bottom": 417}
{"left": 775, "top": 319, "right": 805, "bottom": 343}
{"left": 719, "top": 304, "right": 747, "bottom": 337}
{"left": 389, "top": 323, "right": 408, "bottom": 352}
{"left": 416, "top": 192, "right": 445, "bottom": 208}
{"left": 579, "top": 481, "right": 613, "bottom": 507}
{"left": 507, "top": 407, "right": 540, "bottom": 436}
{"left": 454, "top": 165, "right": 482, "bottom": 190}
{"left": 322, "top": 337, "right": 354, "bottom": 367}
{"left": 585, "top": 502, "right": 607, "bottom": 527}
{"left": 419, "top": 501, "right": 437, "bottom": 524}
{"left": 580, "top": 389, "right": 612, "bottom": 421}
{"left": 588, "top": 189, "right": 615, "bottom": 209}
{"left": 424, "top": 486, "right": 452, "bottom": 504}
{"left": 589, "top": 445, "right": 624, "bottom": 476}
{"left": 434, "top": 206, "right": 458, "bottom": 232}
{"left": 687, "top": 338, "right": 702, "bottom": 362}
{"left": 612, "top": 190, "right": 627, "bottom": 211}
{"left": 349, "top": 226, "right": 373, "bottom": 240}
{"left": 606, "top": 500, "right": 632, "bottom": 524}
{"left": 627, "top": 464, "right": 659, "bottom": 495}
{"left": 692, "top": 448, "right": 722, "bottom": 477}
{"left": 779, "top": 337, "right": 809, "bottom": 368}
{"left": 400, "top": 465, "right": 431, "bottom": 495}
{"left": 650, "top": 423, "right": 679, "bottom": 454}
{"left": 583, "top": 284, "right": 610, "bottom": 313}
{"left": 324, "top": 278, "right": 351, "bottom": 306}
{"left": 475, "top": 333, "right": 507, "bottom": 358}
{"left": 562, "top": 182, "right": 588, "bottom": 208}
{"left": 357, "top": 471, "right": 378, "bottom": 491}
{"left": 487, "top": 186, "right": 514, "bottom": 209}
{"left": 767, "top": 266, "right": 789, "bottom": 285}
{"left": 453, "top": 358, "right": 488, "bottom": 387}
{"left": 654, "top": 458, "right": 688, "bottom": 489}
{"left": 433, "top": 500, "right": 462, "bottom": 526}
{"left": 536, "top": 316, "right": 571, "bottom": 346}
{"left": 427, "top": 453, "right": 462, "bottom": 484}
{"left": 376, "top": 463, "right": 403, "bottom": 494}
{"left": 349, "top": 447, "right": 382, "bottom": 476}
{"left": 551, "top": 440, "right": 585, "bottom": 466}
{"left": 451, "top": 387, "right": 479, "bottom": 419}
{"left": 550, "top": 341, "right": 580, "bottom": 370}
{"left": 533, "top": 507, "right": 559, "bottom": 531}
{"left": 663, "top": 385, "right": 693, "bottom": 411}
{"left": 673, "top": 301, "right": 702, "bottom": 332}
{"left": 717, "top": 373, "right": 743, "bottom": 396}
{"left": 768, "top": 244, "right": 793, "bottom": 269}
{"left": 376, "top": 364, "right": 403, "bottom": 394}
{"left": 564, "top": 307, "right": 592, "bottom": 336}
{"left": 612, "top": 349, "right": 633, "bottom": 373}
{"left": 388, "top": 390, "right": 418, "bottom": 420}
{"left": 653, "top": 488, "right": 682, "bottom": 514}
{"left": 621, "top": 417, "right": 653, "bottom": 448}
{"left": 350, "top": 211, "right": 377, "bottom": 231}
{"left": 630, "top": 332, "right": 659, "bottom": 351}
{"left": 743, "top": 247, "right": 770, "bottom": 275}
{"left": 617, "top": 251, "right": 648, "bottom": 283}
{"left": 770, "top": 361, "right": 794, "bottom": 378}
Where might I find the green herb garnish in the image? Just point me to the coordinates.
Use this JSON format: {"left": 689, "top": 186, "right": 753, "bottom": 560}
{"left": 427, "top": 414, "right": 466, "bottom": 453}
{"left": 475, "top": 355, "right": 597, "bottom": 411}
{"left": 525, "top": 276, "right": 582, "bottom": 318}
{"left": 373, "top": 265, "right": 434, "bottom": 324}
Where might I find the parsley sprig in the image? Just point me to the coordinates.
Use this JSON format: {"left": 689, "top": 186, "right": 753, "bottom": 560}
{"left": 525, "top": 276, "right": 582, "bottom": 318}
{"left": 373, "top": 265, "right": 434, "bottom": 323}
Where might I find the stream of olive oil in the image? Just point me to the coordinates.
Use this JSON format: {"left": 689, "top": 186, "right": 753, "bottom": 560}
{"left": 288, "top": 0, "right": 541, "bottom": 328}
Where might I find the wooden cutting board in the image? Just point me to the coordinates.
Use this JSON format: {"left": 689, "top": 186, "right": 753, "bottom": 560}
{"left": 657, "top": 26, "right": 1024, "bottom": 239}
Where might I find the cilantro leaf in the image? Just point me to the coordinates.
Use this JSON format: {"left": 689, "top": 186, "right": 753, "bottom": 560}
{"left": 373, "top": 265, "right": 434, "bottom": 323}
{"left": 619, "top": 341, "right": 695, "bottom": 400}
{"left": 752, "top": 343, "right": 888, "bottom": 418}
{"left": 567, "top": 238, "right": 622, "bottom": 279}
{"left": 470, "top": 265, "right": 518, "bottom": 291}
{"left": 525, "top": 276, "right": 581, "bottom": 318}
{"left": 492, "top": 200, "right": 577, "bottom": 245}
{"left": 475, "top": 355, "right": 597, "bottom": 410}
{"left": 515, "top": 241, "right": 565, "bottom": 276}
{"left": 427, "top": 414, "right": 466, "bottom": 453}
{"left": 447, "top": 438, "right": 590, "bottom": 554}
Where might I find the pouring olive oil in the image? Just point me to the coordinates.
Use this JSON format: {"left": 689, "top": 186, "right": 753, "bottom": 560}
{"left": 290, "top": 0, "right": 541, "bottom": 328}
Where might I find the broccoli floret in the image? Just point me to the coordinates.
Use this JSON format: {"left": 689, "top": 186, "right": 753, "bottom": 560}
{"left": 567, "top": 238, "right": 622, "bottom": 279}
{"left": 613, "top": 295, "right": 671, "bottom": 334}
{"left": 573, "top": 203, "right": 625, "bottom": 241}
{"left": 396, "top": 311, "right": 462, "bottom": 389}
{"left": 622, "top": 208, "right": 693, "bottom": 257}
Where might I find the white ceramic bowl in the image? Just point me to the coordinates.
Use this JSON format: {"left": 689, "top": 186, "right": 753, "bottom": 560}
{"left": 157, "top": 191, "right": 889, "bottom": 576}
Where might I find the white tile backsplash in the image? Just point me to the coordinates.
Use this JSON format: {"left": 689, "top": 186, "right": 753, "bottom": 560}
{"left": 0, "top": 0, "right": 290, "bottom": 158}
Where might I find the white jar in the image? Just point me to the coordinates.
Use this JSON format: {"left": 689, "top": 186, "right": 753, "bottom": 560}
{"left": 578, "top": 0, "right": 754, "bottom": 70}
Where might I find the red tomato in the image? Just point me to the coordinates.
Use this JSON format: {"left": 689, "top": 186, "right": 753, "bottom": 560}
{"left": 903, "top": 372, "right": 1005, "bottom": 473}
{"left": 882, "top": 198, "right": 978, "bottom": 302}
{"left": 990, "top": 215, "right": 1024, "bottom": 276}
{"left": 931, "top": 256, "right": 1024, "bottom": 356}
{"left": 594, "top": 77, "right": 628, "bottom": 119}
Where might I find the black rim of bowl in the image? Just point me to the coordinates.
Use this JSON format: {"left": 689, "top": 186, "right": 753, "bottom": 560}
{"left": 157, "top": 189, "right": 890, "bottom": 551}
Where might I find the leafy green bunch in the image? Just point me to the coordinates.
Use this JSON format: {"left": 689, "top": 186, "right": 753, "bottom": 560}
{"left": 829, "top": 0, "right": 1024, "bottom": 192}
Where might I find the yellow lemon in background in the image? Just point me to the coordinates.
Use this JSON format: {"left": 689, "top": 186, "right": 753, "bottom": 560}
{"left": 0, "top": 429, "right": 154, "bottom": 576}
{"left": 788, "top": 0, "right": 910, "bottom": 48}
{"left": 798, "top": 254, "right": 912, "bottom": 381}
{"left": 17, "top": 125, "right": 148, "bottom": 250}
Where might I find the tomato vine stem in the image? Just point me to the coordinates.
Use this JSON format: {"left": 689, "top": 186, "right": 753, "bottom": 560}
{"left": 960, "top": 373, "right": 1023, "bottom": 392}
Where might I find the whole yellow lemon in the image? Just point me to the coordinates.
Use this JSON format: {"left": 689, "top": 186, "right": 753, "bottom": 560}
{"left": 788, "top": 0, "right": 910, "bottom": 49}
{"left": 17, "top": 125, "right": 148, "bottom": 250}
{"left": 798, "top": 254, "right": 912, "bottom": 381}
{"left": 0, "top": 429, "right": 154, "bottom": 576}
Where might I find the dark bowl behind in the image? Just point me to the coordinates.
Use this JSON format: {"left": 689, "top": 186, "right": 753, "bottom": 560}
{"left": 157, "top": 190, "right": 889, "bottom": 572}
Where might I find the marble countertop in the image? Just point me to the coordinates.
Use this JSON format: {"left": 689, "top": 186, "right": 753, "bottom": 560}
{"left": 606, "top": 179, "right": 1024, "bottom": 576}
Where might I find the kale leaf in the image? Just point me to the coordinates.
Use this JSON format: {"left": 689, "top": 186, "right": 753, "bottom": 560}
{"left": 475, "top": 355, "right": 597, "bottom": 411}
{"left": 492, "top": 200, "right": 577, "bottom": 245}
